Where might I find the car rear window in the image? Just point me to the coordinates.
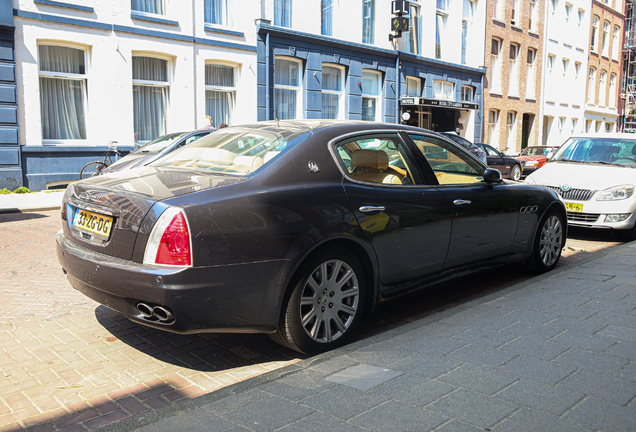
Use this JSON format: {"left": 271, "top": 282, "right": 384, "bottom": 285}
{"left": 151, "top": 127, "right": 311, "bottom": 176}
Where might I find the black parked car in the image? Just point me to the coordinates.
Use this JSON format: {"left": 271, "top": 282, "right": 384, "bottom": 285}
{"left": 475, "top": 143, "right": 523, "bottom": 181}
{"left": 104, "top": 130, "right": 215, "bottom": 173}
{"left": 57, "top": 121, "right": 566, "bottom": 355}
{"left": 438, "top": 132, "right": 488, "bottom": 164}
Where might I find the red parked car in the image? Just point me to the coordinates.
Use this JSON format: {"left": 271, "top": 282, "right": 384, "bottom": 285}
{"left": 517, "top": 145, "right": 560, "bottom": 175}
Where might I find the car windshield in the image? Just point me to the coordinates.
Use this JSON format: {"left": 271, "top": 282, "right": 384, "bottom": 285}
{"left": 152, "top": 126, "right": 311, "bottom": 176}
{"left": 135, "top": 132, "right": 189, "bottom": 153}
{"left": 522, "top": 146, "right": 554, "bottom": 156}
{"left": 552, "top": 137, "right": 636, "bottom": 167}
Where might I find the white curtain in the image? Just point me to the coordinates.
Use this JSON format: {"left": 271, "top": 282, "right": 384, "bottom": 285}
{"left": 275, "top": 59, "right": 299, "bottom": 119}
{"left": 204, "top": 0, "right": 230, "bottom": 25}
{"left": 131, "top": 0, "right": 164, "bottom": 14}
{"left": 274, "top": 0, "right": 292, "bottom": 27}
{"left": 322, "top": 66, "right": 341, "bottom": 119}
{"left": 205, "top": 64, "right": 234, "bottom": 86}
{"left": 275, "top": 89, "right": 297, "bottom": 120}
{"left": 133, "top": 57, "right": 167, "bottom": 141}
{"left": 362, "top": 98, "right": 376, "bottom": 121}
{"left": 206, "top": 90, "right": 234, "bottom": 128}
{"left": 39, "top": 46, "right": 86, "bottom": 140}
{"left": 321, "top": 0, "right": 333, "bottom": 36}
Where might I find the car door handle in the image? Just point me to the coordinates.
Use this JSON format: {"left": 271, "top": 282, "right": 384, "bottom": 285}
{"left": 359, "top": 206, "right": 386, "bottom": 213}
{"left": 453, "top": 200, "right": 471, "bottom": 206}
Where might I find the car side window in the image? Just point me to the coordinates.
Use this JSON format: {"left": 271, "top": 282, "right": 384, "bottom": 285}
{"left": 484, "top": 145, "right": 499, "bottom": 156}
{"left": 409, "top": 134, "right": 484, "bottom": 185}
{"left": 334, "top": 135, "right": 419, "bottom": 186}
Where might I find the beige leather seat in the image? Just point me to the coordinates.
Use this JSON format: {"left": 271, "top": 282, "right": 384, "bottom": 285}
{"left": 350, "top": 149, "right": 402, "bottom": 185}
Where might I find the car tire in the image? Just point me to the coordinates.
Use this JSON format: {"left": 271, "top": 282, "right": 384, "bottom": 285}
{"left": 510, "top": 164, "right": 522, "bottom": 181}
{"left": 271, "top": 248, "right": 366, "bottom": 355}
{"left": 527, "top": 209, "right": 565, "bottom": 273}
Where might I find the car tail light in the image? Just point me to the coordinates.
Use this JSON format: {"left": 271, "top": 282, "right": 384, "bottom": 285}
{"left": 144, "top": 207, "right": 192, "bottom": 267}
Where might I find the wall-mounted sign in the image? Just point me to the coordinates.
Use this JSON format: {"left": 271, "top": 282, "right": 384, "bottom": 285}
{"left": 400, "top": 97, "right": 479, "bottom": 110}
{"left": 391, "top": 0, "right": 410, "bottom": 14}
{"left": 391, "top": 17, "right": 409, "bottom": 32}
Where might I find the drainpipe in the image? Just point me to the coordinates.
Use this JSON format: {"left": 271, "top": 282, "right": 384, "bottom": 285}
{"left": 266, "top": 31, "right": 270, "bottom": 121}
{"left": 396, "top": 52, "right": 400, "bottom": 124}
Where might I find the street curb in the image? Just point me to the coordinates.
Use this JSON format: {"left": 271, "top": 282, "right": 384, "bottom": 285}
{"left": 99, "top": 239, "right": 635, "bottom": 432}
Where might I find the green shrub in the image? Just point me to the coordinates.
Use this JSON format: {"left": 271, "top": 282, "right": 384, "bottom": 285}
{"left": 13, "top": 187, "right": 30, "bottom": 194}
{"left": 0, "top": 188, "right": 10, "bottom": 194}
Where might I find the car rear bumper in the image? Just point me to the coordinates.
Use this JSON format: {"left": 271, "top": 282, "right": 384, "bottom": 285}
{"left": 56, "top": 230, "right": 290, "bottom": 334}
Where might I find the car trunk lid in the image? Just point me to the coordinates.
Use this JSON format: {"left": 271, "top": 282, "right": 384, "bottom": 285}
{"left": 63, "top": 167, "right": 244, "bottom": 260}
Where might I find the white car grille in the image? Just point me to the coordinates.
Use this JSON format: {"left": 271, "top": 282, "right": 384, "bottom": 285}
{"left": 545, "top": 186, "right": 595, "bottom": 202}
{"left": 567, "top": 212, "right": 600, "bottom": 223}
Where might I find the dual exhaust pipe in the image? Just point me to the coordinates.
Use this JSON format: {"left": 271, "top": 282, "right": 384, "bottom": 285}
{"left": 137, "top": 303, "right": 175, "bottom": 323}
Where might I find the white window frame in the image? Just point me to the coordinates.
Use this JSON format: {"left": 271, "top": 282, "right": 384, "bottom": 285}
{"left": 274, "top": 56, "right": 303, "bottom": 120}
{"left": 361, "top": 69, "right": 382, "bottom": 121}
{"left": 595, "top": 120, "right": 602, "bottom": 133}
{"left": 509, "top": 43, "right": 519, "bottom": 97}
{"left": 506, "top": 111, "right": 516, "bottom": 151}
{"left": 131, "top": 0, "right": 165, "bottom": 15}
{"left": 511, "top": 0, "right": 520, "bottom": 26}
{"left": 204, "top": 62, "right": 237, "bottom": 128}
{"left": 565, "top": 3, "right": 572, "bottom": 20}
{"left": 612, "top": 25, "right": 620, "bottom": 61}
{"left": 490, "top": 38, "right": 502, "bottom": 94}
{"left": 488, "top": 109, "right": 499, "bottom": 145}
{"left": 38, "top": 43, "right": 88, "bottom": 143}
{"left": 321, "top": 63, "right": 345, "bottom": 119}
{"left": 599, "top": 70, "right": 607, "bottom": 107}
{"left": 572, "top": 118, "right": 578, "bottom": 133}
{"left": 404, "top": 2, "right": 420, "bottom": 55}
{"left": 493, "top": 0, "right": 503, "bottom": 20}
{"left": 204, "top": 0, "right": 232, "bottom": 26}
{"left": 578, "top": 9, "right": 584, "bottom": 26}
{"left": 591, "top": 16, "right": 599, "bottom": 53}
{"left": 609, "top": 73, "right": 617, "bottom": 107}
{"left": 558, "top": 116, "right": 565, "bottom": 132}
{"left": 602, "top": 20, "right": 610, "bottom": 57}
{"left": 462, "top": 0, "right": 474, "bottom": 64}
{"left": 585, "top": 119, "right": 592, "bottom": 132}
{"left": 574, "top": 61, "right": 581, "bottom": 79}
{"left": 433, "top": 80, "right": 454, "bottom": 100}
{"left": 588, "top": 67, "right": 596, "bottom": 104}
{"left": 547, "top": 54, "right": 555, "bottom": 73}
{"left": 132, "top": 54, "right": 170, "bottom": 143}
{"left": 405, "top": 76, "right": 422, "bottom": 97}
{"left": 550, "top": 0, "right": 558, "bottom": 13}
{"left": 529, "top": 0, "right": 538, "bottom": 32}
{"left": 362, "top": 0, "right": 375, "bottom": 44}
{"left": 435, "top": 0, "right": 448, "bottom": 59}
{"left": 461, "top": 85, "right": 474, "bottom": 102}
{"left": 562, "top": 58, "right": 569, "bottom": 75}
{"left": 321, "top": 0, "right": 334, "bottom": 36}
{"left": 526, "top": 48, "right": 536, "bottom": 99}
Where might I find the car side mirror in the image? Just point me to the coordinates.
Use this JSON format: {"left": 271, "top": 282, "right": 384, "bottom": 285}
{"left": 483, "top": 168, "right": 502, "bottom": 183}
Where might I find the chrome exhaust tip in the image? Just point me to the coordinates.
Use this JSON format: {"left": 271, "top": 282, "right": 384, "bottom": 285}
{"left": 137, "top": 303, "right": 154, "bottom": 318}
{"left": 153, "top": 306, "right": 174, "bottom": 323}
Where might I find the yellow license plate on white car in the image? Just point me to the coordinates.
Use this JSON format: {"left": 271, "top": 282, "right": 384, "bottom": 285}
{"left": 72, "top": 209, "right": 113, "bottom": 238}
{"left": 565, "top": 202, "right": 583, "bottom": 213}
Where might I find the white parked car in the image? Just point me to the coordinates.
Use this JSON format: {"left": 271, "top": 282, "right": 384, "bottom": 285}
{"left": 525, "top": 134, "right": 636, "bottom": 239}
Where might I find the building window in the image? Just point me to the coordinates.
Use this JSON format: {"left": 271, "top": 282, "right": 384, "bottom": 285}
{"left": 558, "top": 116, "right": 565, "bottom": 132}
{"left": 274, "top": 57, "right": 302, "bottom": 119}
{"left": 509, "top": 43, "right": 519, "bottom": 96}
{"left": 132, "top": 0, "right": 164, "bottom": 14}
{"left": 605, "top": 122, "right": 614, "bottom": 132}
{"left": 205, "top": 64, "right": 235, "bottom": 128}
{"left": 39, "top": 45, "right": 87, "bottom": 141}
{"left": 610, "top": 73, "right": 617, "bottom": 107}
{"left": 274, "top": 0, "right": 292, "bottom": 27}
{"left": 490, "top": 38, "right": 502, "bottom": 94}
{"left": 547, "top": 54, "right": 555, "bottom": 73}
{"left": 574, "top": 61, "right": 581, "bottom": 78}
{"left": 362, "top": 0, "right": 375, "bottom": 44}
{"left": 322, "top": 0, "right": 333, "bottom": 36}
{"left": 405, "top": 77, "right": 421, "bottom": 97}
{"left": 362, "top": 70, "right": 382, "bottom": 121}
{"left": 133, "top": 56, "right": 168, "bottom": 142}
{"left": 506, "top": 111, "right": 516, "bottom": 151}
{"left": 322, "top": 64, "right": 344, "bottom": 119}
{"left": 204, "top": 0, "right": 231, "bottom": 25}
{"left": 562, "top": 58, "right": 569, "bottom": 75}
{"left": 602, "top": 21, "right": 610, "bottom": 57}
{"left": 461, "top": 85, "right": 474, "bottom": 102}
{"left": 526, "top": 48, "right": 536, "bottom": 99}
{"left": 406, "top": 3, "right": 420, "bottom": 55}
{"left": 435, "top": 0, "right": 448, "bottom": 59}
{"left": 599, "top": 70, "right": 607, "bottom": 107}
{"left": 488, "top": 109, "right": 499, "bottom": 144}
{"left": 588, "top": 67, "right": 596, "bottom": 103}
{"left": 433, "top": 80, "right": 454, "bottom": 100}
{"left": 462, "top": 0, "right": 474, "bottom": 64}
{"left": 493, "top": 0, "right": 502, "bottom": 19}
{"left": 572, "top": 118, "right": 578, "bottom": 133}
{"left": 585, "top": 119, "right": 591, "bottom": 132}
{"left": 595, "top": 120, "right": 602, "bottom": 132}
{"left": 591, "top": 16, "right": 599, "bottom": 52}
{"left": 565, "top": 3, "right": 572, "bottom": 20}
{"left": 578, "top": 9, "right": 584, "bottom": 25}
{"left": 550, "top": 0, "right": 558, "bottom": 13}
{"left": 511, "top": 0, "right": 520, "bottom": 25}
{"left": 612, "top": 25, "right": 620, "bottom": 61}
{"left": 529, "top": 0, "right": 538, "bottom": 32}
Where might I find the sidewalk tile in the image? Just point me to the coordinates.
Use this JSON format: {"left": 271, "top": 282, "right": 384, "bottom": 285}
{"left": 425, "top": 389, "right": 517, "bottom": 429}
{"left": 275, "top": 412, "right": 366, "bottom": 432}
{"left": 137, "top": 408, "right": 235, "bottom": 432}
{"left": 437, "top": 364, "right": 517, "bottom": 396}
{"left": 301, "top": 385, "right": 387, "bottom": 420}
{"left": 370, "top": 374, "right": 456, "bottom": 406}
{"left": 495, "top": 408, "right": 593, "bottom": 432}
{"left": 446, "top": 343, "right": 517, "bottom": 368}
{"left": 558, "top": 369, "right": 636, "bottom": 405}
{"left": 390, "top": 353, "right": 463, "bottom": 378}
{"left": 497, "top": 355, "right": 576, "bottom": 386}
{"left": 564, "top": 397, "right": 636, "bottom": 431}
{"left": 553, "top": 348, "right": 630, "bottom": 375}
{"left": 221, "top": 395, "right": 314, "bottom": 432}
{"left": 499, "top": 336, "right": 569, "bottom": 361}
{"left": 349, "top": 400, "right": 446, "bottom": 431}
{"left": 259, "top": 370, "right": 335, "bottom": 401}
{"left": 494, "top": 379, "right": 584, "bottom": 416}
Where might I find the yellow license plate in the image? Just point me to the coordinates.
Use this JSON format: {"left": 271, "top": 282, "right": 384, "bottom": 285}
{"left": 565, "top": 202, "right": 583, "bottom": 213}
{"left": 72, "top": 209, "right": 113, "bottom": 238}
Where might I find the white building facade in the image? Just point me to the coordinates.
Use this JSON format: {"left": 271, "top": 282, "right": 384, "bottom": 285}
{"left": 7, "top": 0, "right": 486, "bottom": 190}
{"left": 540, "top": 0, "right": 592, "bottom": 147}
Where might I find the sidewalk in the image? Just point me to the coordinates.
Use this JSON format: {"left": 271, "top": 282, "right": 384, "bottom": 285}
{"left": 0, "top": 190, "right": 64, "bottom": 213}
{"left": 102, "top": 242, "right": 636, "bottom": 432}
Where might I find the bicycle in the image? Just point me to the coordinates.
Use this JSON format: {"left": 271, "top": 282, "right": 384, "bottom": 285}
{"left": 80, "top": 142, "right": 121, "bottom": 180}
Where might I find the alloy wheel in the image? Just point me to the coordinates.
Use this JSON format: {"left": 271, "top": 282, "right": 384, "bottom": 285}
{"left": 539, "top": 215, "right": 563, "bottom": 267}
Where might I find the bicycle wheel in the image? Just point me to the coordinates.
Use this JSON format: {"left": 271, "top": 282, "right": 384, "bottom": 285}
{"left": 80, "top": 161, "right": 105, "bottom": 180}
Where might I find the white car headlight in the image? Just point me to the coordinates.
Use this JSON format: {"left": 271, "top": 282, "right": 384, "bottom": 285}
{"left": 597, "top": 185, "right": 635, "bottom": 201}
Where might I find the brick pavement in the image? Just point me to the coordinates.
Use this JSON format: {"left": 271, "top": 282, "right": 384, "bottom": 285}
{"left": 0, "top": 209, "right": 629, "bottom": 431}
{"left": 0, "top": 211, "right": 300, "bottom": 431}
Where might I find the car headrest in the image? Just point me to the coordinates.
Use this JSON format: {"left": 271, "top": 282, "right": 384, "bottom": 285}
{"left": 352, "top": 150, "right": 389, "bottom": 170}
{"left": 201, "top": 148, "right": 234, "bottom": 163}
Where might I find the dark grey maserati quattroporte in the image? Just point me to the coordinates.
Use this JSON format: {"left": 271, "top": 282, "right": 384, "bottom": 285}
{"left": 56, "top": 121, "right": 567, "bottom": 354}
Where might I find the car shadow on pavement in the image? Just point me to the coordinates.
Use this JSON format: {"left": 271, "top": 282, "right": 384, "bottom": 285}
{"left": 94, "top": 306, "right": 303, "bottom": 373}
{"left": 0, "top": 212, "right": 51, "bottom": 222}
